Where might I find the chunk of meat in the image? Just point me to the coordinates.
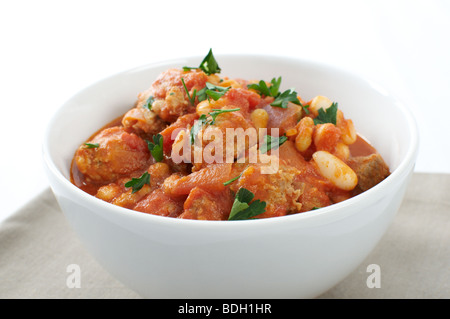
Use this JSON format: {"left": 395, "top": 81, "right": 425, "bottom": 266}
{"left": 150, "top": 86, "right": 190, "bottom": 123}
{"left": 163, "top": 163, "right": 232, "bottom": 196}
{"left": 141, "top": 68, "right": 208, "bottom": 122}
{"left": 134, "top": 188, "right": 185, "bottom": 217}
{"left": 278, "top": 140, "right": 310, "bottom": 172}
{"left": 191, "top": 109, "right": 256, "bottom": 171}
{"left": 122, "top": 106, "right": 166, "bottom": 136}
{"left": 264, "top": 102, "right": 302, "bottom": 135}
{"left": 179, "top": 187, "right": 233, "bottom": 220}
{"left": 150, "top": 68, "right": 208, "bottom": 100}
{"left": 95, "top": 162, "right": 172, "bottom": 209}
{"left": 277, "top": 140, "right": 338, "bottom": 211}
{"left": 347, "top": 153, "right": 390, "bottom": 193}
{"left": 230, "top": 163, "right": 303, "bottom": 218}
{"left": 298, "top": 183, "right": 332, "bottom": 212}
{"left": 74, "top": 126, "right": 150, "bottom": 183}
{"left": 159, "top": 113, "right": 198, "bottom": 155}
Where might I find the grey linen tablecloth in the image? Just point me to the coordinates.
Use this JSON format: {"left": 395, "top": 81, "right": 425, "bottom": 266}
{"left": 0, "top": 172, "right": 449, "bottom": 299}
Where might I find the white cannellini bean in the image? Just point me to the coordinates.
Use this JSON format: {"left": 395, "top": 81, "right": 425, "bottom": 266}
{"left": 309, "top": 95, "right": 333, "bottom": 116}
{"left": 196, "top": 100, "right": 212, "bottom": 116}
{"left": 312, "top": 150, "right": 358, "bottom": 191}
{"left": 295, "top": 116, "right": 314, "bottom": 152}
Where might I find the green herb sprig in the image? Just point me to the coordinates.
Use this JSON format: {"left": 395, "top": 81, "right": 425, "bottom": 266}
{"left": 181, "top": 80, "right": 231, "bottom": 106}
{"left": 313, "top": 102, "right": 338, "bottom": 125}
{"left": 183, "top": 49, "right": 221, "bottom": 75}
{"left": 247, "top": 77, "right": 281, "bottom": 98}
{"left": 190, "top": 108, "right": 240, "bottom": 144}
{"left": 197, "top": 82, "right": 231, "bottom": 102}
{"left": 228, "top": 188, "right": 266, "bottom": 220}
{"left": 223, "top": 173, "right": 242, "bottom": 186}
{"left": 84, "top": 143, "right": 99, "bottom": 149}
{"left": 248, "top": 76, "right": 309, "bottom": 113}
{"left": 125, "top": 172, "right": 150, "bottom": 194}
{"left": 181, "top": 78, "right": 197, "bottom": 106}
{"left": 259, "top": 134, "right": 288, "bottom": 154}
{"left": 144, "top": 95, "right": 155, "bottom": 110}
{"left": 147, "top": 134, "right": 164, "bottom": 162}
{"left": 190, "top": 114, "right": 208, "bottom": 144}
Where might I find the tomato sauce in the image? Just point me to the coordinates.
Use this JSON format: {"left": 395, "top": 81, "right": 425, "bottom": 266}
{"left": 70, "top": 53, "right": 390, "bottom": 220}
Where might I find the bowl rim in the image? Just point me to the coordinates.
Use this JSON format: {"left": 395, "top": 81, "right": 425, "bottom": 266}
{"left": 43, "top": 53, "right": 420, "bottom": 229}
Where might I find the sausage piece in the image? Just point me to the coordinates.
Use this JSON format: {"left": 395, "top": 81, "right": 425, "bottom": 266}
{"left": 74, "top": 126, "right": 150, "bottom": 183}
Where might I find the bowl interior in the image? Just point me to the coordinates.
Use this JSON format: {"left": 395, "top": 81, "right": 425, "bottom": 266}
{"left": 44, "top": 54, "right": 417, "bottom": 207}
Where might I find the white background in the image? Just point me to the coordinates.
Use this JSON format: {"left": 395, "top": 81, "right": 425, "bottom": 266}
{"left": 1, "top": 0, "right": 449, "bottom": 224}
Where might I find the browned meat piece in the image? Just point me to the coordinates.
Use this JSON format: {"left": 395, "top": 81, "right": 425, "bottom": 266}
{"left": 95, "top": 162, "right": 173, "bottom": 209}
{"left": 134, "top": 188, "right": 185, "bottom": 218}
{"left": 122, "top": 106, "right": 166, "bottom": 136}
{"left": 179, "top": 187, "right": 233, "bottom": 220}
{"left": 264, "top": 102, "right": 302, "bottom": 135}
{"left": 74, "top": 126, "right": 150, "bottom": 183}
{"left": 229, "top": 163, "right": 303, "bottom": 218}
{"left": 347, "top": 153, "right": 390, "bottom": 192}
{"left": 142, "top": 68, "right": 208, "bottom": 122}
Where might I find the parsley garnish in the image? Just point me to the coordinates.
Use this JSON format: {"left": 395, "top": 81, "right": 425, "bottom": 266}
{"left": 125, "top": 172, "right": 150, "bottom": 194}
{"left": 228, "top": 188, "right": 266, "bottom": 220}
{"left": 223, "top": 173, "right": 242, "bottom": 186}
{"left": 190, "top": 114, "right": 208, "bottom": 144}
{"left": 259, "top": 134, "right": 288, "bottom": 154}
{"left": 181, "top": 77, "right": 197, "bottom": 106}
{"left": 271, "top": 88, "right": 301, "bottom": 109}
{"left": 182, "top": 80, "right": 231, "bottom": 106}
{"left": 248, "top": 76, "right": 309, "bottom": 113}
{"left": 197, "top": 82, "right": 231, "bottom": 102}
{"left": 183, "top": 49, "right": 221, "bottom": 75}
{"left": 190, "top": 108, "right": 240, "bottom": 144}
{"left": 247, "top": 77, "right": 281, "bottom": 98}
{"left": 313, "top": 102, "right": 338, "bottom": 125}
{"left": 84, "top": 143, "right": 99, "bottom": 148}
{"left": 208, "top": 108, "right": 241, "bottom": 125}
{"left": 144, "top": 95, "right": 154, "bottom": 110}
{"left": 147, "top": 134, "right": 164, "bottom": 162}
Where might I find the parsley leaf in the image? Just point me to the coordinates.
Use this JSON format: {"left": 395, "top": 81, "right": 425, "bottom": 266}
{"left": 144, "top": 95, "right": 155, "bottom": 110}
{"left": 190, "top": 114, "right": 208, "bottom": 144}
{"left": 313, "top": 102, "right": 338, "bottom": 125}
{"left": 189, "top": 108, "right": 240, "bottom": 144}
{"left": 183, "top": 48, "right": 221, "bottom": 75}
{"left": 125, "top": 172, "right": 150, "bottom": 194}
{"left": 84, "top": 143, "right": 99, "bottom": 148}
{"left": 223, "top": 173, "right": 242, "bottom": 186}
{"left": 147, "top": 134, "right": 164, "bottom": 162}
{"left": 228, "top": 188, "right": 266, "bottom": 220}
{"left": 181, "top": 77, "right": 196, "bottom": 106}
{"left": 247, "top": 77, "right": 281, "bottom": 97}
{"left": 248, "top": 80, "right": 271, "bottom": 97}
{"left": 197, "top": 82, "right": 231, "bottom": 102}
{"left": 271, "top": 88, "right": 301, "bottom": 109}
{"left": 198, "top": 48, "right": 221, "bottom": 75}
{"left": 208, "top": 108, "right": 241, "bottom": 125}
{"left": 269, "top": 77, "right": 282, "bottom": 97}
{"left": 259, "top": 134, "right": 288, "bottom": 154}
{"left": 247, "top": 77, "right": 308, "bottom": 112}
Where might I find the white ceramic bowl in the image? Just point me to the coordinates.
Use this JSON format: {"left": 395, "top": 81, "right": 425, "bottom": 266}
{"left": 43, "top": 54, "right": 419, "bottom": 298}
